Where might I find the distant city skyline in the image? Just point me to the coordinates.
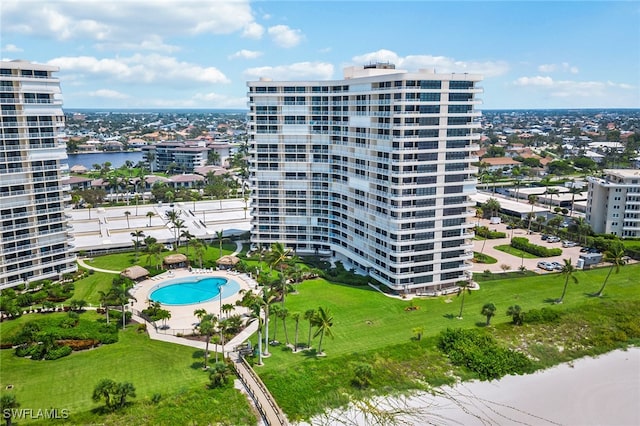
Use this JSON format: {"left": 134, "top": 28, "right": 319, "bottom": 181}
{"left": 1, "top": 0, "right": 638, "bottom": 110}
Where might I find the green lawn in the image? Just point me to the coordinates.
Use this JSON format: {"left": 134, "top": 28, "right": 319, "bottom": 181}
{"left": 86, "top": 242, "right": 239, "bottom": 272}
{"left": 0, "top": 311, "right": 254, "bottom": 425}
{"left": 70, "top": 271, "right": 115, "bottom": 305}
{"left": 251, "top": 263, "right": 640, "bottom": 420}
{"left": 494, "top": 244, "right": 540, "bottom": 259}
{"left": 473, "top": 252, "right": 498, "bottom": 264}
{"left": 3, "top": 255, "right": 638, "bottom": 424}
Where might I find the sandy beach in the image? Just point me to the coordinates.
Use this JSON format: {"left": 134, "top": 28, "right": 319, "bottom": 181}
{"left": 306, "top": 347, "right": 640, "bottom": 426}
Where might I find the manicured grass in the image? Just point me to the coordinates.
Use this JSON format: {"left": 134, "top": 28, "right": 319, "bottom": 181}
{"left": 70, "top": 271, "right": 115, "bottom": 305}
{"left": 0, "top": 313, "right": 254, "bottom": 424}
{"left": 494, "top": 244, "right": 540, "bottom": 258}
{"left": 86, "top": 242, "right": 239, "bottom": 273}
{"left": 473, "top": 252, "right": 497, "bottom": 264}
{"left": 251, "top": 264, "right": 640, "bottom": 420}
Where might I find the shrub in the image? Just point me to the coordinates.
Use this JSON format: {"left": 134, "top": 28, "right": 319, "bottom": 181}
{"left": 523, "top": 308, "right": 561, "bottom": 324}
{"left": 511, "top": 237, "right": 562, "bottom": 257}
{"left": 44, "top": 345, "right": 72, "bottom": 360}
{"left": 475, "top": 226, "right": 506, "bottom": 239}
{"left": 57, "top": 339, "right": 99, "bottom": 351}
{"left": 438, "top": 328, "right": 533, "bottom": 380}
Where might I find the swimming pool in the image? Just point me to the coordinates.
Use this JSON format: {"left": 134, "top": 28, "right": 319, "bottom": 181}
{"left": 149, "top": 276, "right": 241, "bottom": 306}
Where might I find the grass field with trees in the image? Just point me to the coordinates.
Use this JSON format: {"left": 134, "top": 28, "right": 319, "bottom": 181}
{"left": 1, "top": 248, "right": 638, "bottom": 424}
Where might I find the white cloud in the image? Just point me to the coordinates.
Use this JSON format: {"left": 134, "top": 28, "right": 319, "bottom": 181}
{"left": 537, "top": 62, "right": 579, "bottom": 74}
{"left": 351, "top": 50, "right": 509, "bottom": 77}
{"left": 87, "top": 89, "right": 129, "bottom": 99}
{"left": 244, "top": 62, "right": 334, "bottom": 81}
{"left": 47, "top": 54, "right": 230, "bottom": 85}
{"left": 267, "top": 25, "right": 303, "bottom": 48}
{"left": 1, "top": 44, "right": 23, "bottom": 53}
{"left": 512, "top": 76, "right": 636, "bottom": 101}
{"left": 242, "top": 22, "right": 264, "bottom": 39}
{"left": 2, "top": 0, "right": 259, "bottom": 50}
{"left": 229, "top": 49, "right": 263, "bottom": 60}
{"left": 192, "top": 92, "right": 248, "bottom": 108}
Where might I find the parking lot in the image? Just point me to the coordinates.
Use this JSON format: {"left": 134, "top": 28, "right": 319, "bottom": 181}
{"left": 472, "top": 218, "right": 588, "bottom": 274}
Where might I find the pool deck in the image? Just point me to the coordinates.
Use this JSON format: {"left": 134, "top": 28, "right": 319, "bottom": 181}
{"left": 129, "top": 268, "right": 260, "bottom": 333}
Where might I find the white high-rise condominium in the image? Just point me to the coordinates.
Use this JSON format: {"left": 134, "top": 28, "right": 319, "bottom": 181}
{"left": 586, "top": 169, "right": 640, "bottom": 237}
{"left": 247, "top": 64, "right": 482, "bottom": 294}
{"left": 0, "top": 60, "right": 76, "bottom": 289}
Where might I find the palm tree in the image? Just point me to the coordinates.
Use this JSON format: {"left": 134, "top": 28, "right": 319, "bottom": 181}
{"left": 481, "top": 303, "right": 496, "bottom": 326}
{"left": 87, "top": 203, "right": 93, "bottom": 220}
{"left": 456, "top": 279, "right": 473, "bottom": 319}
{"left": 123, "top": 211, "right": 131, "bottom": 229}
{"left": 527, "top": 194, "right": 538, "bottom": 234}
{"left": 192, "top": 240, "right": 206, "bottom": 268}
{"left": 484, "top": 197, "right": 501, "bottom": 219}
{"left": 291, "top": 311, "right": 301, "bottom": 351}
{"left": 180, "top": 230, "right": 195, "bottom": 255}
{"left": 312, "top": 306, "right": 334, "bottom": 355}
{"left": 267, "top": 242, "right": 293, "bottom": 307}
{"left": 305, "top": 308, "right": 316, "bottom": 348}
{"left": 98, "top": 290, "right": 112, "bottom": 324}
{"left": 261, "top": 288, "right": 277, "bottom": 356}
{"left": 568, "top": 185, "right": 583, "bottom": 217}
{"left": 544, "top": 187, "right": 560, "bottom": 209}
{"left": 221, "top": 303, "right": 234, "bottom": 319}
{"left": 215, "top": 230, "right": 226, "bottom": 258}
{"left": 246, "top": 303, "right": 264, "bottom": 365}
{"left": 279, "top": 307, "right": 290, "bottom": 346}
{"left": 269, "top": 304, "right": 282, "bottom": 342}
{"left": 130, "top": 230, "right": 144, "bottom": 260}
{"left": 194, "top": 309, "right": 217, "bottom": 369}
{"left": 146, "top": 211, "right": 155, "bottom": 227}
{"left": 506, "top": 305, "right": 524, "bottom": 325}
{"left": 0, "top": 393, "right": 19, "bottom": 426}
{"left": 171, "top": 218, "right": 185, "bottom": 250}
{"left": 595, "top": 245, "right": 626, "bottom": 297}
{"left": 556, "top": 258, "right": 578, "bottom": 304}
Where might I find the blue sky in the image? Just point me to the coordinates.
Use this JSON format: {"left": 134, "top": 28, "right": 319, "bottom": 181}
{"left": 1, "top": 0, "right": 638, "bottom": 110}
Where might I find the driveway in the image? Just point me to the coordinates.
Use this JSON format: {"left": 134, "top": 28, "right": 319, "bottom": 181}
{"left": 471, "top": 218, "right": 585, "bottom": 274}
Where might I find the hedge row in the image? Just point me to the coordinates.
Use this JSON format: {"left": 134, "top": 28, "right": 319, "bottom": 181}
{"left": 475, "top": 226, "right": 507, "bottom": 239}
{"left": 511, "top": 237, "right": 562, "bottom": 257}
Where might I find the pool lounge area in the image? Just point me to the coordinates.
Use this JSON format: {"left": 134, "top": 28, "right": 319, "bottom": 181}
{"left": 129, "top": 269, "right": 259, "bottom": 333}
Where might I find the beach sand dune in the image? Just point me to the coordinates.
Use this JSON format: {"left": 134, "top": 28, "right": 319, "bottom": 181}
{"left": 307, "top": 347, "right": 640, "bottom": 426}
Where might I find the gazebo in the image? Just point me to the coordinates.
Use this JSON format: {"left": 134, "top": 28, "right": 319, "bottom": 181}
{"left": 120, "top": 265, "right": 149, "bottom": 282}
{"left": 216, "top": 255, "right": 240, "bottom": 270}
{"left": 162, "top": 253, "right": 189, "bottom": 270}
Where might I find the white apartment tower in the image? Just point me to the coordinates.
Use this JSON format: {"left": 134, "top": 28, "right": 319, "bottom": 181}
{"left": 247, "top": 64, "right": 482, "bottom": 294}
{"left": 0, "top": 60, "right": 76, "bottom": 289}
{"left": 586, "top": 169, "right": 640, "bottom": 237}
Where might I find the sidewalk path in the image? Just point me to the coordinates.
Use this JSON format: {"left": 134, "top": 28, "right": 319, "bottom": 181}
{"left": 76, "top": 257, "right": 120, "bottom": 274}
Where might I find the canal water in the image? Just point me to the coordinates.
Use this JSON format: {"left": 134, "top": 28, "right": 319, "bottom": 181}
{"left": 67, "top": 151, "right": 145, "bottom": 170}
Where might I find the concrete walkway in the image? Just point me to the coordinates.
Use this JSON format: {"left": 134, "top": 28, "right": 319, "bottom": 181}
{"left": 76, "top": 257, "right": 120, "bottom": 274}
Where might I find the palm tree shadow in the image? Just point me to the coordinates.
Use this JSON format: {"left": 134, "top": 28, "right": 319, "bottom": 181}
{"left": 190, "top": 361, "right": 205, "bottom": 370}
{"left": 301, "top": 348, "right": 319, "bottom": 358}
{"left": 443, "top": 313, "right": 455, "bottom": 320}
{"left": 475, "top": 321, "right": 487, "bottom": 327}
{"left": 543, "top": 297, "right": 558, "bottom": 304}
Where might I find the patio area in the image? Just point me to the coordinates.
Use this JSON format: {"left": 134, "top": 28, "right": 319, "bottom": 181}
{"left": 128, "top": 268, "right": 260, "bottom": 334}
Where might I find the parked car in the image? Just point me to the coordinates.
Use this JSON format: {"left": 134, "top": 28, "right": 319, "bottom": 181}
{"left": 580, "top": 246, "right": 591, "bottom": 253}
{"left": 537, "top": 261, "right": 555, "bottom": 271}
{"left": 550, "top": 261, "right": 563, "bottom": 271}
{"left": 547, "top": 236, "right": 561, "bottom": 243}
{"left": 541, "top": 234, "right": 549, "bottom": 240}
{"left": 562, "top": 241, "right": 577, "bottom": 248}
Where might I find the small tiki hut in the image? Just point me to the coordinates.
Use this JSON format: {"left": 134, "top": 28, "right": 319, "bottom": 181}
{"left": 120, "top": 265, "right": 149, "bottom": 282}
{"left": 216, "top": 255, "right": 240, "bottom": 270}
{"left": 163, "top": 253, "right": 189, "bottom": 270}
